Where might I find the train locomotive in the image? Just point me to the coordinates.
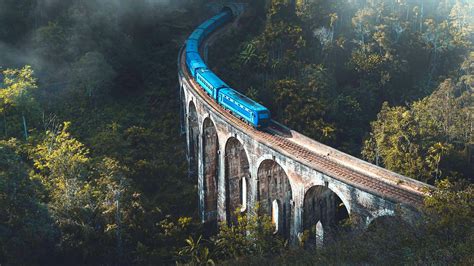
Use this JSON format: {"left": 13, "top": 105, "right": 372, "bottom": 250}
{"left": 185, "top": 9, "right": 271, "bottom": 128}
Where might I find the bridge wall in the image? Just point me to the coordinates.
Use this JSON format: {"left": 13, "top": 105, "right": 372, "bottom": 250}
{"left": 181, "top": 78, "right": 420, "bottom": 242}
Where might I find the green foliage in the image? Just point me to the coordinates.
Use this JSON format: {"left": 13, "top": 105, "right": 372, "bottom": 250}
{"left": 178, "top": 235, "right": 215, "bottom": 265}
{"left": 0, "top": 0, "right": 201, "bottom": 263}
{"left": 0, "top": 66, "right": 40, "bottom": 139}
{"left": 177, "top": 210, "right": 286, "bottom": 265}
{"left": 271, "top": 77, "right": 336, "bottom": 142}
{"left": 0, "top": 66, "right": 37, "bottom": 112}
{"left": 0, "top": 139, "right": 56, "bottom": 265}
{"left": 424, "top": 179, "right": 474, "bottom": 241}
{"left": 34, "top": 22, "right": 67, "bottom": 62}
{"left": 33, "top": 122, "right": 90, "bottom": 188}
{"left": 213, "top": 210, "right": 286, "bottom": 260}
{"left": 28, "top": 121, "right": 149, "bottom": 264}
{"left": 363, "top": 76, "right": 473, "bottom": 182}
{"left": 70, "top": 51, "right": 116, "bottom": 102}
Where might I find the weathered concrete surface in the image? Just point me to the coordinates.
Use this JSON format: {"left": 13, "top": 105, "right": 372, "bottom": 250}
{"left": 179, "top": 10, "right": 434, "bottom": 244}
{"left": 203, "top": 118, "right": 219, "bottom": 222}
{"left": 258, "top": 160, "right": 292, "bottom": 238}
{"left": 224, "top": 137, "right": 250, "bottom": 224}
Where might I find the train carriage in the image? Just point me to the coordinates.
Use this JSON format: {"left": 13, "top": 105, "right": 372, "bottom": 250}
{"left": 186, "top": 52, "right": 206, "bottom": 77}
{"left": 218, "top": 88, "right": 271, "bottom": 128}
{"left": 210, "top": 12, "right": 232, "bottom": 29}
{"left": 186, "top": 39, "right": 199, "bottom": 54}
{"left": 188, "top": 29, "right": 205, "bottom": 43}
{"left": 196, "top": 69, "right": 229, "bottom": 99}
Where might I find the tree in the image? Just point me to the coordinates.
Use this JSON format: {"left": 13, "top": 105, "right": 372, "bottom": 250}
{"left": 32, "top": 122, "right": 145, "bottom": 264}
{"left": 363, "top": 76, "right": 473, "bottom": 183}
{"left": 70, "top": 51, "right": 116, "bottom": 105}
{"left": 352, "top": 7, "right": 375, "bottom": 48}
{"left": 421, "top": 179, "right": 474, "bottom": 264}
{"left": 0, "top": 66, "right": 39, "bottom": 139}
{"left": 0, "top": 139, "right": 56, "bottom": 265}
{"left": 94, "top": 157, "right": 145, "bottom": 263}
{"left": 271, "top": 77, "right": 336, "bottom": 142}
{"left": 212, "top": 209, "right": 285, "bottom": 261}
{"left": 449, "top": 1, "right": 474, "bottom": 47}
{"left": 34, "top": 21, "right": 67, "bottom": 63}
{"left": 32, "top": 121, "right": 90, "bottom": 194}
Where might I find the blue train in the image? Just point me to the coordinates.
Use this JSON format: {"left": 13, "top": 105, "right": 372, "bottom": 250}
{"left": 185, "top": 9, "right": 271, "bottom": 128}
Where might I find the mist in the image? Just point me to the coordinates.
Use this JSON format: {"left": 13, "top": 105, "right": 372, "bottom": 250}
{"left": 0, "top": 0, "right": 207, "bottom": 105}
{"left": 0, "top": 0, "right": 192, "bottom": 69}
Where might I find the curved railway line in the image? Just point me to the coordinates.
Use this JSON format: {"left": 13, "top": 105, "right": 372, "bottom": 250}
{"left": 178, "top": 18, "right": 432, "bottom": 210}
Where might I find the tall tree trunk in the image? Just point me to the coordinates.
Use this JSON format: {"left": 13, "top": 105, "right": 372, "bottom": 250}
{"left": 115, "top": 189, "right": 123, "bottom": 263}
{"left": 3, "top": 112, "right": 7, "bottom": 137}
{"left": 22, "top": 114, "right": 28, "bottom": 140}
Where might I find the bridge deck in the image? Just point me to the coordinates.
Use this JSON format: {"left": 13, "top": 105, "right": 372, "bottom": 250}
{"left": 179, "top": 25, "right": 433, "bottom": 209}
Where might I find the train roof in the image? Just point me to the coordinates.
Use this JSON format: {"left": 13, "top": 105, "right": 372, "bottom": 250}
{"left": 198, "top": 19, "right": 215, "bottom": 31}
{"left": 212, "top": 11, "right": 231, "bottom": 21}
{"left": 186, "top": 51, "right": 204, "bottom": 62}
{"left": 186, "top": 52, "right": 207, "bottom": 73}
{"left": 188, "top": 29, "right": 204, "bottom": 41}
{"left": 186, "top": 39, "right": 199, "bottom": 53}
{"left": 220, "top": 88, "right": 269, "bottom": 112}
{"left": 197, "top": 69, "right": 229, "bottom": 89}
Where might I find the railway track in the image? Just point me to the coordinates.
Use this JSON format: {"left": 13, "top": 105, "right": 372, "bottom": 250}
{"left": 179, "top": 23, "right": 429, "bottom": 209}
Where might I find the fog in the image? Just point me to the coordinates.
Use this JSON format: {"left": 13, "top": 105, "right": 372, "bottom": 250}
{"left": 0, "top": 0, "right": 193, "bottom": 68}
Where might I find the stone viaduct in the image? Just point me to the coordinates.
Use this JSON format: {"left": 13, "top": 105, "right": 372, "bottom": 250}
{"left": 178, "top": 4, "right": 433, "bottom": 244}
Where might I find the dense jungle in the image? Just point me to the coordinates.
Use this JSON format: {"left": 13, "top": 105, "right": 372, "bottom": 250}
{"left": 0, "top": 0, "right": 472, "bottom": 265}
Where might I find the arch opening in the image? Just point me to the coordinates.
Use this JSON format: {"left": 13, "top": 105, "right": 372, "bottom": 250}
{"left": 202, "top": 118, "right": 219, "bottom": 223}
{"left": 272, "top": 199, "right": 280, "bottom": 233}
{"left": 257, "top": 159, "right": 292, "bottom": 238}
{"left": 303, "top": 185, "right": 349, "bottom": 246}
{"left": 241, "top": 177, "right": 247, "bottom": 212}
{"left": 315, "top": 221, "right": 324, "bottom": 249}
{"left": 224, "top": 137, "right": 250, "bottom": 225}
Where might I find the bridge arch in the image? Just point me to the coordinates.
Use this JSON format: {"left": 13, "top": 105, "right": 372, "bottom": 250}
{"left": 365, "top": 209, "right": 395, "bottom": 228}
{"left": 366, "top": 214, "right": 411, "bottom": 235}
{"left": 202, "top": 117, "right": 219, "bottom": 222}
{"left": 303, "top": 185, "right": 350, "bottom": 245}
{"left": 367, "top": 215, "right": 397, "bottom": 230}
{"left": 257, "top": 159, "right": 292, "bottom": 238}
{"left": 224, "top": 137, "right": 251, "bottom": 225}
{"left": 188, "top": 101, "right": 199, "bottom": 181}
